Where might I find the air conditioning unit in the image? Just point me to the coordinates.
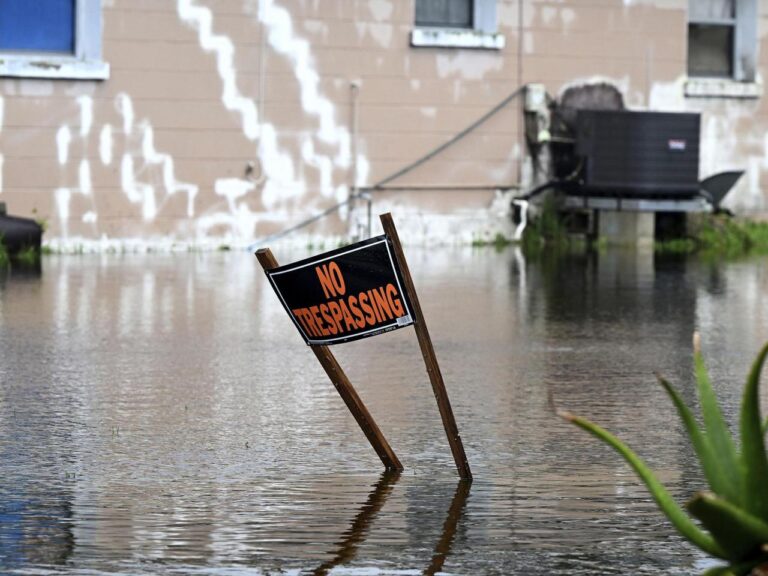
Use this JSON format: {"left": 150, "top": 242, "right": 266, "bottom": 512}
{"left": 575, "top": 110, "right": 701, "bottom": 198}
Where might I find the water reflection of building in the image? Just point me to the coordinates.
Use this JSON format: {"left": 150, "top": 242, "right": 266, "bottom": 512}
{"left": 0, "top": 271, "right": 76, "bottom": 567}
{"left": 509, "top": 247, "right": 761, "bottom": 569}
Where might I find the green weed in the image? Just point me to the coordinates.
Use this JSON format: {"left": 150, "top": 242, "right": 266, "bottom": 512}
{"left": 0, "top": 237, "right": 9, "bottom": 268}
{"left": 14, "top": 246, "right": 40, "bottom": 266}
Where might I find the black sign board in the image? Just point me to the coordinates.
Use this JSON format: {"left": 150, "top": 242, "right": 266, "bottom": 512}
{"left": 263, "top": 235, "right": 414, "bottom": 346}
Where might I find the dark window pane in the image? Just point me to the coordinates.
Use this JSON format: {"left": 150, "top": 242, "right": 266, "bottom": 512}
{"left": 688, "top": 24, "right": 733, "bottom": 77}
{"left": 0, "top": 0, "right": 75, "bottom": 54}
{"left": 415, "top": 0, "right": 473, "bottom": 28}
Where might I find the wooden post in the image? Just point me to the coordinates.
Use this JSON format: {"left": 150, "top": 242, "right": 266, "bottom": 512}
{"left": 380, "top": 213, "right": 472, "bottom": 480}
{"left": 256, "top": 248, "right": 403, "bottom": 472}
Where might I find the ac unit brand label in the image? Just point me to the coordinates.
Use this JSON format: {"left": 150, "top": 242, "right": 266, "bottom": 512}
{"left": 263, "top": 235, "right": 414, "bottom": 346}
{"left": 668, "top": 139, "right": 687, "bottom": 151}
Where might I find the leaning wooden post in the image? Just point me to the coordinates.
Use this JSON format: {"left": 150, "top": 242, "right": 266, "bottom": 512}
{"left": 379, "top": 213, "right": 472, "bottom": 480}
{"left": 256, "top": 247, "right": 403, "bottom": 472}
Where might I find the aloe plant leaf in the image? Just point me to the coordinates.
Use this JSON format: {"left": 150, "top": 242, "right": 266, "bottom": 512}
{"left": 657, "top": 374, "right": 736, "bottom": 501}
{"left": 688, "top": 491, "right": 768, "bottom": 562}
{"left": 701, "top": 566, "right": 737, "bottom": 576}
{"left": 559, "top": 410, "right": 727, "bottom": 559}
{"left": 693, "top": 334, "right": 741, "bottom": 503}
{"left": 702, "top": 558, "right": 768, "bottom": 576}
{"left": 702, "top": 566, "right": 741, "bottom": 576}
{"left": 740, "top": 342, "right": 768, "bottom": 519}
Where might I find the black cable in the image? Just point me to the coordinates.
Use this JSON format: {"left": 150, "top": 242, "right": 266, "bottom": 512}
{"left": 249, "top": 196, "right": 355, "bottom": 249}
{"left": 250, "top": 85, "right": 527, "bottom": 248}
{"left": 372, "top": 85, "right": 526, "bottom": 189}
{"left": 517, "top": 179, "right": 560, "bottom": 201}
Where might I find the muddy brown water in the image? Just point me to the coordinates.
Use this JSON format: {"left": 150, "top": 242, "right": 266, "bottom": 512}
{"left": 1, "top": 248, "right": 767, "bottom": 575}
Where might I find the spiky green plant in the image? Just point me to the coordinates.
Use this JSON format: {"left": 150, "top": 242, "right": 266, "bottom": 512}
{"left": 559, "top": 334, "right": 768, "bottom": 576}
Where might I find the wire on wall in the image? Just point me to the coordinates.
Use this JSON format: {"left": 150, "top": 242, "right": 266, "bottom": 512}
{"left": 250, "top": 85, "right": 527, "bottom": 248}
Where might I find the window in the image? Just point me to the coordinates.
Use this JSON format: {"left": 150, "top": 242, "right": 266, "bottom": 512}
{"left": 0, "top": 0, "right": 109, "bottom": 80}
{"left": 687, "top": 0, "right": 757, "bottom": 82}
{"left": 411, "top": 0, "right": 504, "bottom": 50}
{"left": 0, "top": 1, "right": 76, "bottom": 53}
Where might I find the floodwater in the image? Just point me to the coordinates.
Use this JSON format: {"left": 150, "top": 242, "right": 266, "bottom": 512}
{"left": 1, "top": 247, "right": 767, "bottom": 575}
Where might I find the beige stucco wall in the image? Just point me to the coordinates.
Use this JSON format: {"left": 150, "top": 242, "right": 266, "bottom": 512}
{"left": 0, "top": 0, "right": 766, "bottom": 249}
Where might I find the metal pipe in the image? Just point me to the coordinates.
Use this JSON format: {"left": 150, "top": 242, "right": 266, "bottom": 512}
{"left": 360, "top": 184, "right": 520, "bottom": 192}
{"left": 350, "top": 80, "right": 361, "bottom": 234}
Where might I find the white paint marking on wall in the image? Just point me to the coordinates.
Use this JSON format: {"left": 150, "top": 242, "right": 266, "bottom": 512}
{"left": 0, "top": 154, "right": 4, "bottom": 194}
{"left": 355, "top": 21, "right": 393, "bottom": 48}
{"left": 369, "top": 0, "right": 393, "bottom": 21}
{"left": 171, "top": 0, "right": 369, "bottom": 241}
{"left": 79, "top": 160, "right": 93, "bottom": 195}
{"left": 523, "top": 32, "right": 534, "bottom": 54}
{"left": 496, "top": 2, "right": 518, "bottom": 27}
{"left": 258, "top": 123, "right": 303, "bottom": 208}
{"left": 177, "top": 0, "right": 260, "bottom": 141}
{"left": 356, "top": 154, "right": 370, "bottom": 187}
{"left": 116, "top": 93, "right": 134, "bottom": 135}
{"left": 301, "top": 137, "right": 333, "bottom": 193}
{"left": 561, "top": 8, "right": 576, "bottom": 28}
{"left": 82, "top": 211, "right": 97, "bottom": 223}
{"left": 57, "top": 125, "right": 72, "bottom": 165}
{"left": 55, "top": 188, "right": 72, "bottom": 222}
{"left": 541, "top": 6, "right": 557, "bottom": 25}
{"left": 120, "top": 154, "right": 143, "bottom": 204}
{"left": 215, "top": 177, "right": 255, "bottom": 211}
{"left": 20, "top": 80, "right": 54, "bottom": 97}
{"left": 193, "top": 177, "right": 261, "bottom": 242}
{"left": 437, "top": 50, "right": 504, "bottom": 80}
{"left": 140, "top": 119, "right": 199, "bottom": 217}
{"left": 100, "top": 124, "right": 113, "bottom": 165}
{"left": 648, "top": 77, "right": 686, "bottom": 111}
{"left": 258, "top": 0, "right": 351, "bottom": 159}
{"left": 303, "top": 20, "right": 328, "bottom": 39}
{"left": 121, "top": 153, "right": 158, "bottom": 222}
{"left": 180, "top": 0, "right": 311, "bottom": 231}
{"left": 763, "top": 133, "right": 768, "bottom": 170}
{"left": 77, "top": 95, "right": 93, "bottom": 137}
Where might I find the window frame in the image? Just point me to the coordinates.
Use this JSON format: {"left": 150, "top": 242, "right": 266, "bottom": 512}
{"left": 685, "top": 0, "right": 760, "bottom": 98}
{"left": 0, "top": 0, "right": 109, "bottom": 81}
{"left": 410, "top": 0, "right": 505, "bottom": 50}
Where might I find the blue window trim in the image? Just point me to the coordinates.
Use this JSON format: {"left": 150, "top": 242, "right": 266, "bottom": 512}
{"left": 0, "top": 0, "right": 109, "bottom": 80}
